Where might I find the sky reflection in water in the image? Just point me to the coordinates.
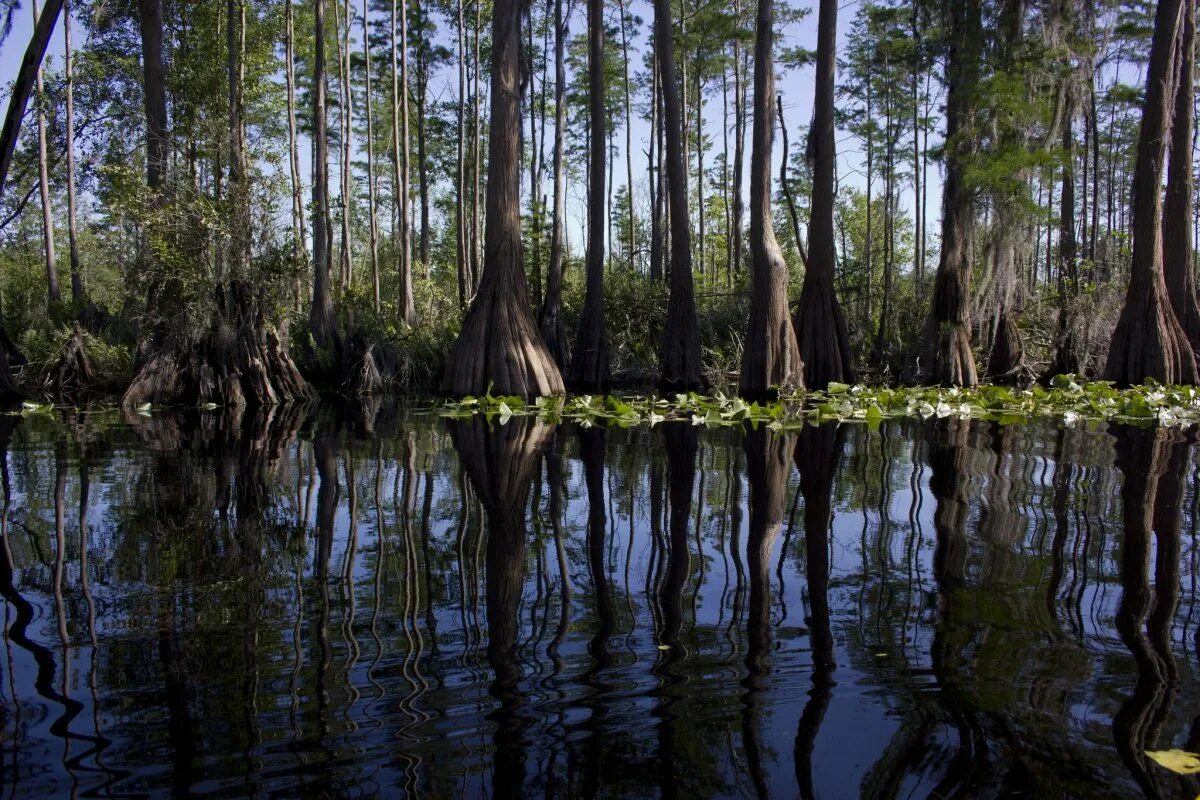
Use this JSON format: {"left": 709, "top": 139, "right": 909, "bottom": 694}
{"left": 0, "top": 405, "right": 1198, "bottom": 798}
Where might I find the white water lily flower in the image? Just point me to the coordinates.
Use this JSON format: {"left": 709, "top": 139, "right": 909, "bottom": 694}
{"left": 648, "top": 412, "right": 665, "bottom": 426}
{"left": 1062, "top": 410, "right": 1079, "bottom": 426}
{"left": 916, "top": 402, "right": 935, "bottom": 419}
{"left": 691, "top": 414, "right": 705, "bottom": 426}
{"left": 935, "top": 402, "right": 952, "bottom": 418}
{"left": 498, "top": 402, "right": 513, "bottom": 424}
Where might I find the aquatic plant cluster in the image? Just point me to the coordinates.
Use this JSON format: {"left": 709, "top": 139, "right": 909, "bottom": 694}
{"left": 439, "top": 378, "right": 1200, "bottom": 428}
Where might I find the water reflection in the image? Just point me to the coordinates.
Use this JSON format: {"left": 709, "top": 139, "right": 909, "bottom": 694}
{"left": 1, "top": 407, "right": 1199, "bottom": 797}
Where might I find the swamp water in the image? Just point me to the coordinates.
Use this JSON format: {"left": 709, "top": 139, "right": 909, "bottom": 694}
{"left": 1, "top": 404, "right": 1199, "bottom": 798}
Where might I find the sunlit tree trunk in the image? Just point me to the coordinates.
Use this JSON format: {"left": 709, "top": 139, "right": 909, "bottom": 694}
{"left": 1104, "top": 0, "right": 1197, "bottom": 386}
{"left": 310, "top": 0, "right": 338, "bottom": 348}
{"left": 442, "top": 0, "right": 565, "bottom": 397}
{"left": 32, "top": 0, "right": 60, "bottom": 305}
{"left": 362, "top": 0, "right": 381, "bottom": 311}
{"left": 1163, "top": 0, "right": 1200, "bottom": 357}
{"left": 739, "top": 0, "right": 801, "bottom": 398}
{"left": 567, "top": 0, "right": 611, "bottom": 390}
{"left": 537, "top": 0, "right": 569, "bottom": 366}
{"left": 794, "top": 0, "right": 854, "bottom": 389}
{"left": 399, "top": 0, "right": 415, "bottom": 324}
{"left": 284, "top": 0, "right": 308, "bottom": 302}
{"left": 63, "top": 0, "right": 83, "bottom": 303}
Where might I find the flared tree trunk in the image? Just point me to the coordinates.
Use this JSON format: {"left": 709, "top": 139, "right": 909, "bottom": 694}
{"left": 794, "top": 0, "right": 854, "bottom": 390}
{"left": 442, "top": 0, "right": 565, "bottom": 398}
{"left": 739, "top": 0, "right": 801, "bottom": 399}
{"left": 567, "top": 0, "right": 611, "bottom": 390}
{"left": 310, "top": 0, "right": 338, "bottom": 348}
{"left": 654, "top": 0, "right": 704, "bottom": 391}
{"left": 1104, "top": 0, "right": 1198, "bottom": 386}
{"left": 921, "top": 0, "right": 980, "bottom": 387}
{"left": 1163, "top": 0, "right": 1200, "bottom": 358}
{"left": 537, "top": 0, "right": 569, "bottom": 367}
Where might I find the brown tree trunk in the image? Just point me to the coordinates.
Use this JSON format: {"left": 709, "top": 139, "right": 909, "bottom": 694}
{"left": 655, "top": 0, "right": 705, "bottom": 391}
{"left": 618, "top": 0, "right": 635, "bottom": 271}
{"left": 442, "top": 0, "right": 565, "bottom": 398}
{"left": 567, "top": 0, "right": 611, "bottom": 391}
{"left": 310, "top": 0, "right": 338, "bottom": 348}
{"left": 0, "top": 0, "right": 63, "bottom": 198}
{"left": 284, "top": 0, "right": 308, "bottom": 293}
{"left": 649, "top": 45, "right": 664, "bottom": 282}
{"left": 456, "top": 0, "right": 469, "bottom": 307}
{"left": 63, "top": 0, "right": 83, "bottom": 304}
{"left": 399, "top": 0, "right": 416, "bottom": 324}
{"left": 794, "top": 0, "right": 854, "bottom": 390}
{"left": 776, "top": 96, "right": 807, "bottom": 267}
{"left": 1163, "top": 0, "right": 1200, "bottom": 358}
{"left": 1104, "top": 0, "right": 1198, "bottom": 386}
{"left": 921, "top": 0, "right": 980, "bottom": 387}
{"left": 32, "top": 0, "right": 60, "bottom": 306}
{"left": 537, "top": 0, "right": 569, "bottom": 367}
{"left": 363, "top": 0, "right": 381, "bottom": 312}
{"left": 739, "top": 0, "right": 801, "bottom": 399}
{"left": 336, "top": 0, "right": 353, "bottom": 288}
{"left": 1048, "top": 86, "right": 1081, "bottom": 379}
{"left": 226, "top": 0, "right": 250, "bottom": 278}
{"left": 731, "top": 0, "right": 745, "bottom": 279}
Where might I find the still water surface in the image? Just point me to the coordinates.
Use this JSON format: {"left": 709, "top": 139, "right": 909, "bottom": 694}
{"left": 1, "top": 405, "right": 1199, "bottom": 798}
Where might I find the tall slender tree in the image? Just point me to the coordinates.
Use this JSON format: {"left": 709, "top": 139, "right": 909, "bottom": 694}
{"left": 739, "top": 0, "right": 801, "bottom": 398}
{"left": 32, "top": 0, "right": 60, "bottom": 305}
{"left": 363, "top": 0, "right": 381, "bottom": 311}
{"left": 285, "top": 0, "right": 308, "bottom": 288}
{"left": 538, "top": 0, "right": 570, "bottom": 367}
{"left": 1105, "top": 0, "right": 1198, "bottom": 386}
{"left": 399, "top": 0, "right": 416, "bottom": 324}
{"left": 63, "top": 0, "right": 83, "bottom": 304}
{"left": 310, "top": 0, "right": 339, "bottom": 348}
{"left": 921, "top": 0, "right": 980, "bottom": 387}
{"left": 567, "top": 0, "right": 611, "bottom": 390}
{"left": 654, "top": 0, "right": 704, "bottom": 391}
{"left": 794, "top": 0, "right": 854, "bottom": 389}
{"left": 442, "top": 0, "right": 565, "bottom": 397}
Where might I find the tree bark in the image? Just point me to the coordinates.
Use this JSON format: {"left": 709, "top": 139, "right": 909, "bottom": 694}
{"left": 776, "top": 96, "right": 807, "bottom": 267}
{"left": 399, "top": 0, "right": 416, "bottom": 324}
{"left": 739, "top": 0, "right": 802, "bottom": 399}
{"left": 442, "top": 0, "right": 565, "bottom": 398}
{"left": 63, "top": 0, "right": 83, "bottom": 304}
{"left": 284, "top": 0, "right": 308, "bottom": 291}
{"left": 1048, "top": 83, "right": 1081, "bottom": 379}
{"left": 655, "top": 0, "right": 705, "bottom": 391}
{"left": 731, "top": 0, "right": 745, "bottom": 280}
{"left": 567, "top": 0, "right": 611, "bottom": 391}
{"left": 618, "top": 0, "right": 636, "bottom": 271}
{"left": 310, "top": 0, "right": 339, "bottom": 348}
{"left": 1163, "top": 0, "right": 1200, "bottom": 358}
{"left": 921, "top": 0, "right": 980, "bottom": 387}
{"left": 0, "top": 0, "right": 62, "bottom": 200}
{"left": 336, "top": 0, "right": 353, "bottom": 288}
{"left": 363, "top": 0, "right": 381, "bottom": 312}
{"left": 1104, "top": 0, "right": 1198, "bottom": 386}
{"left": 226, "top": 0, "right": 250, "bottom": 278}
{"left": 537, "top": 0, "right": 569, "bottom": 367}
{"left": 32, "top": 0, "right": 60, "bottom": 306}
{"left": 794, "top": 0, "right": 854, "bottom": 390}
{"left": 456, "top": 0, "right": 469, "bottom": 307}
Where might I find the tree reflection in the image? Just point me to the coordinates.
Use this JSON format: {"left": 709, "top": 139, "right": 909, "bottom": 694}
{"left": 793, "top": 422, "right": 844, "bottom": 799}
{"left": 448, "top": 416, "right": 552, "bottom": 800}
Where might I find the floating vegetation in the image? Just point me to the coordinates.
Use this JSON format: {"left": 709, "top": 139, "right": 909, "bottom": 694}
{"left": 438, "top": 378, "right": 1200, "bottom": 428}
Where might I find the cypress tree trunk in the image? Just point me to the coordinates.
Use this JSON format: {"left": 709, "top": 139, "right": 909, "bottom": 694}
{"left": 1104, "top": 0, "right": 1198, "bottom": 386}
{"left": 739, "top": 0, "right": 801, "bottom": 399}
{"left": 731, "top": 0, "right": 745, "bottom": 279}
{"left": 654, "top": 0, "right": 705, "bottom": 391}
{"left": 1048, "top": 87, "right": 1081, "bottom": 379}
{"left": 399, "top": 0, "right": 416, "bottom": 325}
{"left": 63, "top": 0, "right": 83, "bottom": 304}
{"left": 537, "top": 0, "right": 569, "bottom": 368}
{"left": 336, "top": 0, "right": 353, "bottom": 288}
{"left": 921, "top": 0, "right": 980, "bottom": 387}
{"left": 1163, "top": 0, "right": 1200, "bottom": 358}
{"left": 649, "top": 45, "right": 664, "bottom": 282}
{"left": 32, "top": 0, "right": 60, "bottom": 306}
{"left": 618, "top": 0, "right": 635, "bottom": 271}
{"left": 567, "top": 0, "right": 611, "bottom": 390}
{"left": 226, "top": 0, "right": 250, "bottom": 277}
{"left": 362, "top": 0, "right": 381, "bottom": 312}
{"left": 455, "top": 0, "right": 468, "bottom": 307}
{"left": 0, "top": 0, "right": 63, "bottom": 197}
{"left": 794, "top": 0, "right": 854, "bottom": 390}
{"left": 310, "top": 0, "right": 338, "bottom": 348}
{"left": 442, "top": 0, "right": 565, "bottom": 398}
{"left": 284, "top": 0, "right": 308, "bottom": 289}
